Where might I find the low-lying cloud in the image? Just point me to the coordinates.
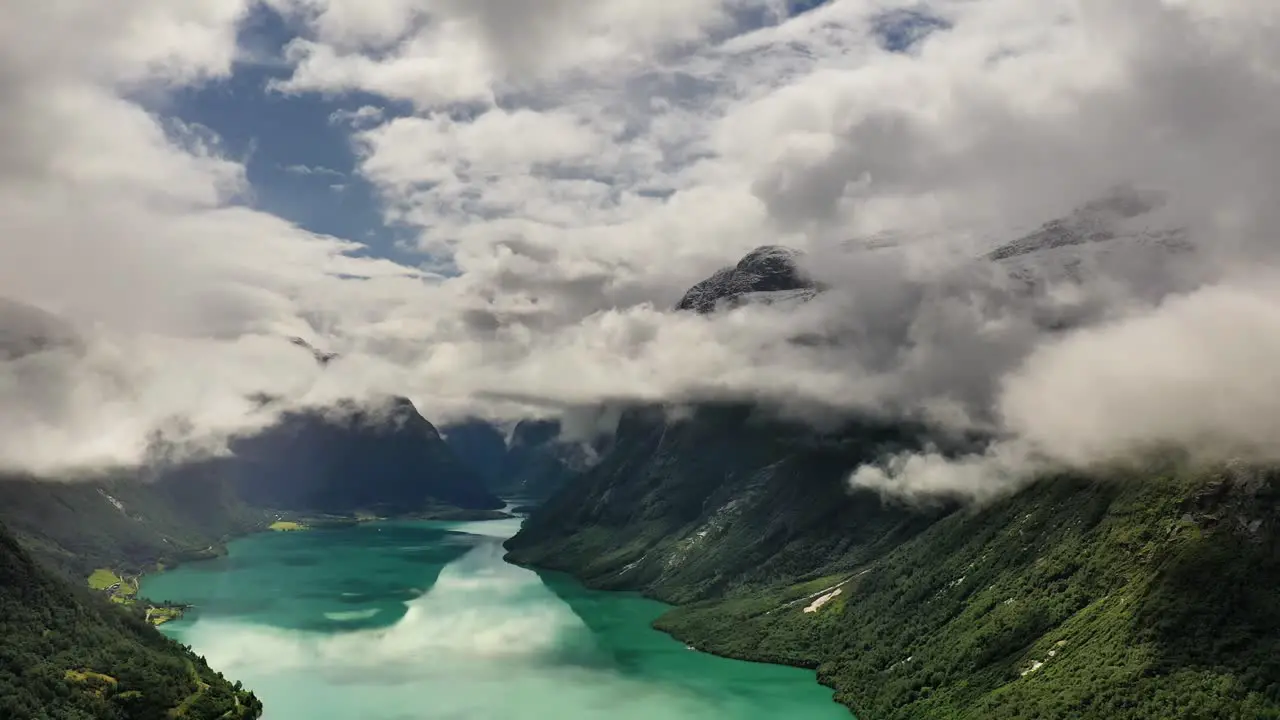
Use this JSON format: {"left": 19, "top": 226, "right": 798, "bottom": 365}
{"left": 2, "top": 0, "right": 1279, "bottom": 501}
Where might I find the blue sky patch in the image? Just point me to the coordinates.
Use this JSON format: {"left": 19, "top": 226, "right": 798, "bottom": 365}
{"left": 871, "top": 8, "right": 952, "bottom": 53}
{"left": 151, "top": 5, "right": 421, "bottom": 264}
{"left": 139, "top": 0, "right": 862, "bottom": 270}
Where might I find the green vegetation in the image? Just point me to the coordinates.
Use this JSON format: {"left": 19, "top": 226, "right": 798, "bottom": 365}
{"left": 88, "top": 568, "right": 123, "bottom": 590}
{"left": 655, "top": 470, "right": 1280, "bottom": 719}
{"left": 0, "top": 389, "right": 500, "bottom": 719}
{"left": 144, "top": 607, "right": 184, "bottom": 626}
{"left": 0, "top": 521, "right": 261, "bottom": 719}
{"left": 268, "top": 520, "right": 307, "bottom": 532}
{"left": 86, "top": 567, "right": 191, "bottom": 626}
{"left": 0, "top": 469, "right": 268, "bottom": 582}
{"left": 507, "top": 403, "right": 1280, "bottom": 719}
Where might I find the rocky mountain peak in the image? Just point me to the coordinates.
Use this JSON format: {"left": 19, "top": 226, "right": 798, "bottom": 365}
{"left": 676, "top": 245, "right": 819, "bottom": 314}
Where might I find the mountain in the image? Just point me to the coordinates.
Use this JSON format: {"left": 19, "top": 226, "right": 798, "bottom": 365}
{"left": 0, "top": 302, "right": 500, "bottom": 520}
{"left": 676, "top": 245, "right": 819, "bottom": 314}
{"left": 226, "top": 396, "right": 502, "bottom": 515}
{"left": 0, "top": 469, "right": 264, "bottom": 582}
{"left": 439, "top": 420, "right": 508, "bottom": 489}
{"left": 507, "top": 232, "right": 1280, "bottom": 718}
{"left": 498, "top": 419, "right": 597, "bottom": 499}
{"left": 507, "top": 405, "right": 938, "bottom": 599}
{"left": 0, "top": 299, "right": 266, "bottom": 576}
{"left": 984, "top": 187, "right": 1186, "bottom": 263}
{"left": 0, "top": 519, "right": 262, "bottom": 719}
{"left": 442, "top": 418, "right": 596, "bottom": 500}
{"left": 0, "top": 300, "right": 499, "bottom": 714}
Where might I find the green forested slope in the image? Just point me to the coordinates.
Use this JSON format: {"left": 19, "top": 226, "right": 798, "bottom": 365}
{"left": 507, "top": 404, "right": 1280, "bottom": 719}
{"left": 658, "top": 468, "right": 1280, "bottom": 719}
{"left": 0, "top": 521, "right": 261, "bottom": 720}
{"left": 0, "top": 466, "right": 267, "bottom": 580}
{"left": 507, "top": 404, "right": 938, "bottom": 601}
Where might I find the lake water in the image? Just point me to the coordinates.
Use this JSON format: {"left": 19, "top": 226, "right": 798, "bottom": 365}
{"left": 141, "top": 518, "right": 849, "bottom": 720}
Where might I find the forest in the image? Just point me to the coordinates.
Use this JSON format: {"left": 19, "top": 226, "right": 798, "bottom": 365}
{"left": 507, "top": 400, "right": 1280, "bottom": 719}
{"left": 655, "top": 469, "right": 1280, "bottom": 719}
{"left": 0, "top": 521, "right": 262, "bottom": 720}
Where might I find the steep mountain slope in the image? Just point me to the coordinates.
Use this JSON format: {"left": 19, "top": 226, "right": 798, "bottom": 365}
{"left": 439, "top": 420, "right": 509, "bottom": 490}
{"left": 653, "top": 466, "right": 1280, "bottom": 719}
{"left": 508, "top": 405, "right": 940, "bottom": 602}
{"left": 227, "top": 396, "right": 502, "bottom": 515}
{"left": 0, "top": 520, "right": 262, "bottom": 720}
{"left": 0, "top": 395, "right": 504, "bottom": 582}
{"left": 0, "top": 465, "right": 267, "bottom": 580}
{"left": 507, "top": 417, "right": 1280, "bottom": 718}
{"left": 507, "top": 228, "right": 1280, "bottom": 717}
{"left": 442, "top": 418, "right": 594, "bottom": 500}
{"left": 0, "top": 299, "right": 267, "bottom": 577}
{"left": 498, "top": 419, "right": 596, "bottom": 499}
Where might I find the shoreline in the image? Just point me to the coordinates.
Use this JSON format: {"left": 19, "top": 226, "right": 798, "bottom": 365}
{"left": 127, "top": 506, "right": 517, "bottom": 621}
{"left": 501, "top": 552, "right": 855, "bottom": 717}
{"left": 140, "top": 509, "right": 844, "bottom": 717}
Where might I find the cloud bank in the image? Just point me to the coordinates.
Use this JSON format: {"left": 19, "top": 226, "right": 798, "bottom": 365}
{"left": 2, "top": 0, "right": 1280, "bottom": 500}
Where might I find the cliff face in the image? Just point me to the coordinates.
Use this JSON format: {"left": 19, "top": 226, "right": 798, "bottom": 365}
{"left": 506, "top": 229, "right": 1280, "bottom": 718}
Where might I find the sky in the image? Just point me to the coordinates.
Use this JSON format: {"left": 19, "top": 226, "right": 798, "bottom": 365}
{"left": 162, "top": 1, "right": 862, "bottom": 265}
{"left": 3, "top": 0, "right": 1280, "bottom": 502}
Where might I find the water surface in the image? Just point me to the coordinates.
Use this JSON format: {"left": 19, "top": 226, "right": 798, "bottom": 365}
{"left": 142, "top": 518, "right": 848, "bottom": 719}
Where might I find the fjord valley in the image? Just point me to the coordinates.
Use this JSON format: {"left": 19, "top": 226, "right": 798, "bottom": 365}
{"left": 503, "top": 237, "right": 1280, "bottom": 719}
{"left": 137, "top": 518, "right": 850, "bottom": 720}
{"left": 6, "top": 1, "right": 1280, "bottom": 719}
{"left": 6, "top": 203, "right": 1280, "bottom": 720}
{"left": 0, "top": 300, "right": 509, "bottom": 718}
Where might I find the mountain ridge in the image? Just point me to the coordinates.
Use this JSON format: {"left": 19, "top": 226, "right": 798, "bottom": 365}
{"left": 505, "top": 207, "right": 1280, "bottom": 718}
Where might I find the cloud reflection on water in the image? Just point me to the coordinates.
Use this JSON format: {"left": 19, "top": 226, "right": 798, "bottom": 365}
{"left": 165, "top": 523, "right": 845, "bottom": 720}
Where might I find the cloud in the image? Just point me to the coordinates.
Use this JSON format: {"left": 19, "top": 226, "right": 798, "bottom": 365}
{"left": 168, "top": 533, "right": 827, "bottom": 718}
{"left": 852, "top": 271, "right": 1280, "bottom": 503}
{"left": 268, "top": 0, "right": 742, "bottom": 106}
{"left": 282, "top": 163, "right": 346, "bottom": 178}
{"left": 327, "top": 105, "right": 384, "bottom": 128}
{"left": 3, "top": 0, "right": 1280, "bottom": 494}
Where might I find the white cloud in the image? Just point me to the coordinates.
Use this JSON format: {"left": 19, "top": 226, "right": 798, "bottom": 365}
{"left": 328, "top": 105, "right": 385, "bottom": 128}
{"left": 283, "top": 163, "right": 346, "bottom": 177}
{"left": 269, "top": 0, "right": 744, "bottom": 106}
{"left": 4, "top": 0, "right": 1280, "bottom": 494}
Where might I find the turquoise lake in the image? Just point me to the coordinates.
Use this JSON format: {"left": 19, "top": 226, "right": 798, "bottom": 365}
{"left": 141, "top": 517, "right": 850, "bottom": 720}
